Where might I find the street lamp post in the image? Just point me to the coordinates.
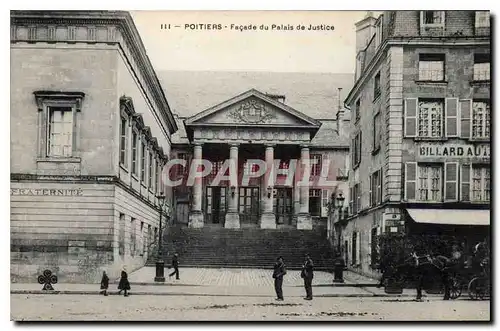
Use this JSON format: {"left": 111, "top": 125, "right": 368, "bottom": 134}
{"left": 154, "top": 194, "right": 166, "bottom": 282}
{"left": 336, "top": 193, "right": 345, "bottom": 252}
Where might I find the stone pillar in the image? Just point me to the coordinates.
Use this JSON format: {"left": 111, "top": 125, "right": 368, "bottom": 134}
{"left": 260, "top": 144, "right": 276, "bottom": 229}
{"left": 225, "top": 143, "right": 240, "bottom": 228}
{"left": 188, "top": 143, "right": 204, "bottom": 228}
{"left": 297, "top": 146, "right": 312, "bottom": 230}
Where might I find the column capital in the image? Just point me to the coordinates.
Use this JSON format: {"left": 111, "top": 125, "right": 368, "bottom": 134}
{"left": 192, "top": 142, "right": 204, "bottom": 147}
{"left": 229, "top": 142, "right": 240, "bottom": 148}
{"left": 300, "top": 144, "right": 310, "bottom": 150}
{"left": 265, "top": 143, "right": 276, "bottom": 148}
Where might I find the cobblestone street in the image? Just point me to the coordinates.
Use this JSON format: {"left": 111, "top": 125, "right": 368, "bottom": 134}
{"left": 11, "top": 294, "right": 490, "bottom": 321}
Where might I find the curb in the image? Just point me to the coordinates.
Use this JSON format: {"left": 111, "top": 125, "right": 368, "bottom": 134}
{"left": 10, "top": 290, "right": 385, "bottom": 298}
{"left": 120, "top": 282, "right": 378, "bottom": 288}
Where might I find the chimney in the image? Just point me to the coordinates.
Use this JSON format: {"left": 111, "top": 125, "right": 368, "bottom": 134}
{"left": 336, "top": 88, "right": 344, "bottom": 135}
{"left": 266, "top": 93, "right": 286, "bottom": 103}
{"left": 355, "top": 11, "right": 377, "bottom": 55}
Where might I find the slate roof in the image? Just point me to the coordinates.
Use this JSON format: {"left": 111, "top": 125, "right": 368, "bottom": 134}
{"left": 160, "top": 70, "right": 354, "bottom": 147}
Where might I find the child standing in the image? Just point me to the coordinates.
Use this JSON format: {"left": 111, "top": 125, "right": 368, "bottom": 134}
{"left": 100, "top": 271, "right": 109, "bottom": 296}
{"left": 117, "top": 266, "right": 131, "bottom": 297}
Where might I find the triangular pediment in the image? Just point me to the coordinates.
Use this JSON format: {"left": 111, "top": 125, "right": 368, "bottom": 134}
{"left": 185, "top": 89, "right": 321, "bottom": 128}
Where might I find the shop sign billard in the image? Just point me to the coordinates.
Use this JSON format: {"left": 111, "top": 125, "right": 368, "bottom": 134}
{"left": 418, "top": 144, "right": 490, "bottom": 158}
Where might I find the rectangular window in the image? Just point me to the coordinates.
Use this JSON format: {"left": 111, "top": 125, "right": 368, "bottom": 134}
{"left": 355, "top": 99, "right": 361, "bottom": 122}
{"left": 473, "top": 53, "right": 490, "bottom": 81}
{"left": 156, "top": 160, "right": 162, "bottom": 193}
{"left": 47, "top": 107, "right": 73, "bottom": 157}
{"left": 373, "top": 112, "right": 381, "bottom": 151}
{"left": 374, "top": 20, "right": 382, "bottom": 49}
{"left": 373, "top": 72, "right": 381, "bottom": 100}
{"left": 370, "top": 169, "right": 383, "bottom": 206}
{"left": 141, "top": 143, "right": 146, "bottom": 182}
{"left": 131, "top": 131, "right": 138, "bottom": 175}
{"left": 140, "top": 221, "right": 145, "bottom": 255}
{"left": 148, "top": 152, "right": 154, "bottom": 189}
{"left": 418, "top": 99, "right": 444, "bottom": 138}
{"left": 417, "top": 164, "right": 442, "bottom": 202}
{"left": 177, "top": 153, "right": 190, "bottom": 176}
{"left": 352, "top": 132, "right": 362, "bottom": 168}
{"left": 472, "top": 101, "right": 490, "bottom": 139}
{"left": 310, "top": 154, "right": 322, "bottom": 176}
{"left": 471, "top": 165, "right": 490, "bottom": 202}
{"left": 352, "top": 183, "right": 361, "bottom": 214}
{"left": 309, "top": 189, "right": 321, "bottom": 217}
{"left": 475, "top": 11, "right": 490, "bottom": 28}
{"left": 421, "top": 11, "right": 445, "bottom": 26}
{"left": 352, "top": 232, "right": 357, "bottom": 265}
{"left": 418, "top": 54, "right": 445, "bottom": 81}
{"left": 119, "top": 117, "right": 128, "bottom": 166}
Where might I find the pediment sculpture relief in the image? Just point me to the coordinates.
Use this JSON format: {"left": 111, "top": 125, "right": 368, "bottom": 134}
{"left": 228, "top": 99, "right": 277, "bottom": 124}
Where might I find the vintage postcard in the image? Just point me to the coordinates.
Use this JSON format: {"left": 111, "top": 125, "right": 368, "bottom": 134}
{"left": 10, "top": 10, "right": 491, "bottom": 321}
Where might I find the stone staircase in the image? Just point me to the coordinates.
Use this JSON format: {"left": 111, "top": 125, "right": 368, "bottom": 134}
{"left": 147, "top": 225, "right": 335, "bottom": 271}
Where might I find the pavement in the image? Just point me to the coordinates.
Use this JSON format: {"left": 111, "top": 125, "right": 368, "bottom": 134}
{"left": 10, "top": 266, "right": 466, "bottom": 299}
{"left": 11, "top": 294, "right": 491, "bottom": 321}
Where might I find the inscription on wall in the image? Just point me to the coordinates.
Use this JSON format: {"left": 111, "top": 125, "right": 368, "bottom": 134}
{"left": 10, "top": 188, "right": 83, "bottom": 196}
{"left": 418, "top": 144, "right": 490, "bottom": 159}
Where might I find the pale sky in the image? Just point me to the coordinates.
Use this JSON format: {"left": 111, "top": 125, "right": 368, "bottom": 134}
{"left": 130, "top": 11, "right": 368, "bottom": 73}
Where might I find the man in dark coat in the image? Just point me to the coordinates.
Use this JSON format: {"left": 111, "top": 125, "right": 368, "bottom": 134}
{"left": 117, "top": 266, "right": 130, "bottom": 297}
{"left": 100, "top": 271, "right": 109, "bottom": 296}
{"left": 169, "top": 253, "right": 180, "bottom": 280}
{"left": 301, "top": 254, "right": 314, "bottom": 300}
{"left": 272, "top": 256, "right": 287, "bottom": 301}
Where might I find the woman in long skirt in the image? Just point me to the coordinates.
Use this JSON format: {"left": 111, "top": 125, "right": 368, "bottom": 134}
{"left": 117, "top": 266, "right": 131, "bottom": 297}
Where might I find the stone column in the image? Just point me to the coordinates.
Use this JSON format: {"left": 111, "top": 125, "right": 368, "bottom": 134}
{"left": 225, "top": 143, "right": 240, "bottom": 228}
{"left": 297, "top": 146, "right": 312, "bottom": 230}
{"left": 260, "top": 144, "right": 276, "bottom": 229}
{"left": 188, "top": 142, "right": 204, "bottom": 228}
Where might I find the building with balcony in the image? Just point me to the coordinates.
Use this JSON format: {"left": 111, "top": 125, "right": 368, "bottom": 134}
{"left": 342, "top": 11, "right": 490, "bottom": 277}
{"left": 10, "top": 11, "right": 178, "bottom": 282}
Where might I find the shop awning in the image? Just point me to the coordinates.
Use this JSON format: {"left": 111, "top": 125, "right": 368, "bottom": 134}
{"left": 406, "top": 208, "right": 490, "bottom": 226}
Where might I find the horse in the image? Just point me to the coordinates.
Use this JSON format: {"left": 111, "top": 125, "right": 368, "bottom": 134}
{"left": 391, "top": 252, "right": 454, "bottom": 301}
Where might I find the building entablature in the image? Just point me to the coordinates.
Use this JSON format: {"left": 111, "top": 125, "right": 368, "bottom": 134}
{"left": 184, "top": 89, "right": 322, "bottom": 146}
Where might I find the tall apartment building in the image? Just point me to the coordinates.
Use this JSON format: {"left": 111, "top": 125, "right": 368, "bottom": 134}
{"left": 342, "top": 11, "right": 490, "bottom": 277}
{"left": 10, "top": 11, "right": 178, "bottom": 282}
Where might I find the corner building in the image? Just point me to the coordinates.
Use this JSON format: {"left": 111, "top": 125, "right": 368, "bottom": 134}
{"left": 343, "top": 11, "right": 490, "bottom": 278}
{"left": 10, "top": 11, "right": 178, "bottom": 282}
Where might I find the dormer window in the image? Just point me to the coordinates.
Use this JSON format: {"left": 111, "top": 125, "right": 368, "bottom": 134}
{"left": 421, "top": 11, "right": 445, "bottom": 27}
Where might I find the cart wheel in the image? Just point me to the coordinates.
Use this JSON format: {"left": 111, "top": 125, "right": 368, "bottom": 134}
{"left": 449, "top": 277, "right": 462, "bottom": 300}
{"left": 468, "top": 277, "right": 483, "bottom": 300}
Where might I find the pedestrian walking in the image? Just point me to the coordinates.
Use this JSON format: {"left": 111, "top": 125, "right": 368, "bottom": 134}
{"left": 169, "top": 253, "right": 180, "bottom": 280}
{"left": 272, "top": 256, "right": 286, "bottom": 301}
{"left": 99, "top": 271, "right": 109, "bottom": 296}
{"left": 301, "top": 254, "right": 314, "bottom": 300}
{"left": 117, "top": 266, "right": 130, "bottom": 297}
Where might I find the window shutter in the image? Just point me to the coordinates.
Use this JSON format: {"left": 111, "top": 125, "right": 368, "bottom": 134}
{"left": 444, "top": 162, "right": 459, "bottom": 201}
{"left": 356, "top": 184, "right": 361, "bottom": 212}
{"left": 369, "top": 174, "right": 373, "bottom": 207}
{"left": 460, "top": 99, "right": 472, "bottom": 139}
{"left": 404, "top": 162, "right": 417, "bottom": 200}
{"left": 445, "top": 98, "right": 459, "bottom": 137}
{"left": 349, "top": 187, "right": 354, "bottom": 215}
{"left": 356, "top": 232, "right": 361, "bottom": 265}
{"left": 321, "top": 189, "right": 328, "bottom": 217}
{"left": 378, "top": 169, "right": 383, "bottom": 204}
{"left": 461, "top": 164, "right": 471, "bottom": 201}
{"left": 358, "top": 132, "right": 362, "bottom": 164}
{"left": 404, "top": 98, "right": 418, "bottom": 137}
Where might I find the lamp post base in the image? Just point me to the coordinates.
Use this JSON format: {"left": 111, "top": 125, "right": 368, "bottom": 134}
{"left": 154, "top": 260, "right": 165, "bottom": 283}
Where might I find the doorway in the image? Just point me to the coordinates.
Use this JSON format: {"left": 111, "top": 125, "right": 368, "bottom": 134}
{"left": 239, "top": 187, "right": 260, "bottom": 224}
{"left": 275, "top": 187, "right": 293, "bottom": 225}
{"left": 205, "top": 186, "right": 227, "bottom": 224}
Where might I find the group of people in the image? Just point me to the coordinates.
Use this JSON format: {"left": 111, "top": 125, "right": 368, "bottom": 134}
{"left": 273, "top": 254, "right": 315, "bottom": 301}
{"left": 99, "top": 253, "right": 180, "bottom": 297}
